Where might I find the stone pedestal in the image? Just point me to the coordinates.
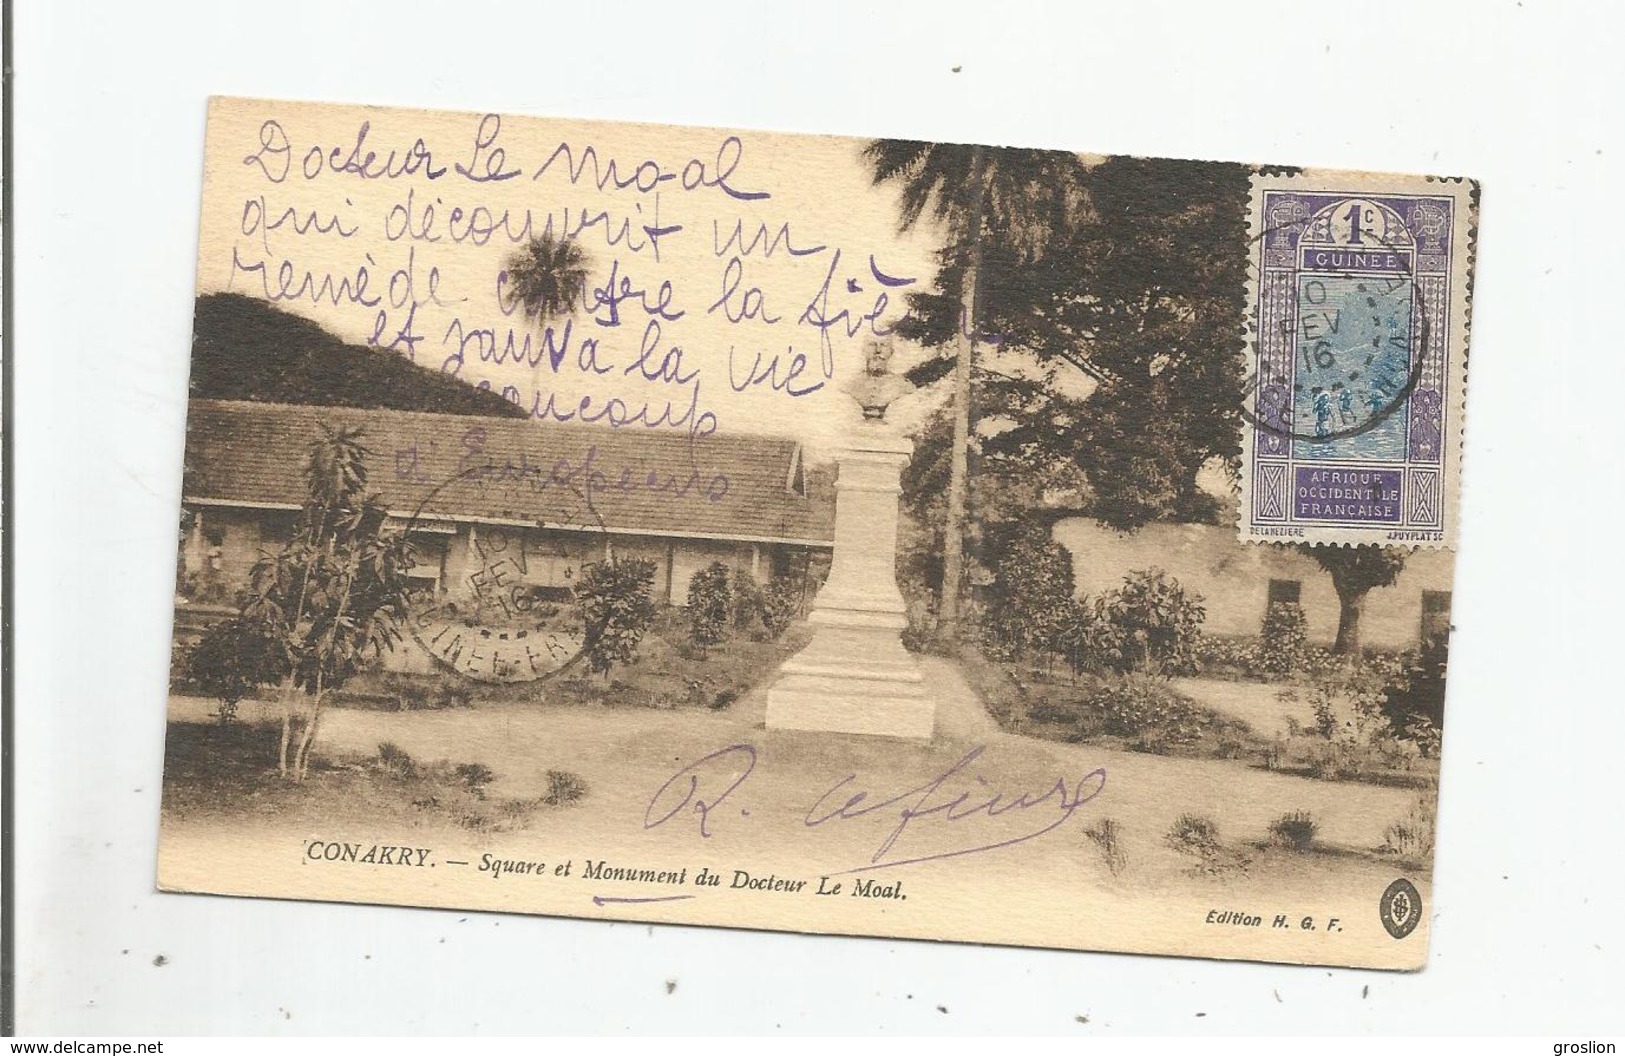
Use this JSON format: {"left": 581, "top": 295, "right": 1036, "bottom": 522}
{"left": 764, "top": 427, "right": 933, "bottom": 739}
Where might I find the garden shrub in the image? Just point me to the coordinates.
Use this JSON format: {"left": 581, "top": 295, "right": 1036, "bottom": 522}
{"left": 187, "top": 615, "right": 289, "bottom": 724}
{"left": 1381, "top": 788, "right": 1438, "bottom": 860}
{"left": 760, "top": 574, "right": 801, "bottom": 639}
{"left": 1267, "top": 811, "right": 1318, "bottom": 851}
{"left": 574, "top": 558, "right": 658, "bottom": 677}
{"left": 454, "top": 762, "right": 495, "bottom": 798}
{"left": 544, "top": 769, "right": 588, "bottom": 806}
{"left": 376, "top": 741, "right": 416, "bottom": 777}
{"left": 1165, "top": 814, "right": 1221, "bottom": 858}
{"left": 1095, "top": 568, "right": 1205, "bottom": 676}
{"left": 729, "top": 567, "right": 763, "bottom": 632}
{"left": 1300, "top": 653, "right": 1427, "bottom": 779}
{"left": 1299, "top": 645, "right": 1344, "bottom": 680}
{"left": 1193, "top": 633, "right": 1262, "bottom": 676}
{"left": 1193, "top": 633, "right": 1345, "bottom": 683}
{"left": 385, "top": 675, "right": 474, "bottom": 711}
{"left": 1381, "top": 646, "right": 1448, "bottom": 735}
{"left": 985, "top": 527, "right": 1080, "bottom": 665}
{"left": 1312, "top": 694, "right": 1340, "bottom": 739}
{"left": 1089, "top": 674, "right": 1203, "bottom": 751}
{"left": 1403, "top": 714, "right": 1442, "bottom": 759}
{"left": 686, "top": 562, "right": 734, "bottom": 655}
{"left": 1058, "top": 600, "right": 1122, "bottom": 676}
{"left": 1259, "top": 601, "right": 1309, "bottom": 675}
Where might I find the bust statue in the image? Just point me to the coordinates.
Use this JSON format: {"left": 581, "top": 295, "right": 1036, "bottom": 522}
{"left": 843, "top": 338, "right": 916, "bottom": 420}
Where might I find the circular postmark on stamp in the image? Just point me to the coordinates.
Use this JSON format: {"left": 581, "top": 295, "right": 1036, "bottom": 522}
{"left": 1242, "top": 199, "right": 1432, "bottom": 449}
{"left": 1378, "top": 877, "right": 1423, "bottom": 939}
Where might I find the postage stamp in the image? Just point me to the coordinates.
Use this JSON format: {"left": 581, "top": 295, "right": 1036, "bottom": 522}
{"left": 160, "top": 97, "right": 1475, "bottom": 971}
{"left": 1240, "top": 172, "right": 1477, "bottom": 547}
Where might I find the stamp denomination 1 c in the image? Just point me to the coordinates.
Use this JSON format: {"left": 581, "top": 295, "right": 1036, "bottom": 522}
{"left": 1240, "top": 172, "right": 1477, "bottom": 548}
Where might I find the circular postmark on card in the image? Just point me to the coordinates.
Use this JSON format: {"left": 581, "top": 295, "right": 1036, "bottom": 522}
{"left": 1378, "top": 878, "right": 1422, "bottom": 939}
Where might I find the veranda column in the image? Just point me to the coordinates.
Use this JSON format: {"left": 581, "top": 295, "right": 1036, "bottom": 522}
{"left": 764, "top": 341, "right": 933, "bottom": 739}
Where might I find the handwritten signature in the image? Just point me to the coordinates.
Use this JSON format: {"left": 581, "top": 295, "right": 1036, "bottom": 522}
{"left": 644, "top": 743, "right": 1106, "bottom": 875}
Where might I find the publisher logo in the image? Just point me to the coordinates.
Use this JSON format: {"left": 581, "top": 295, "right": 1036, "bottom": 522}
{"left": 1379, "top": 878, "right": 1422, "bottom": 939}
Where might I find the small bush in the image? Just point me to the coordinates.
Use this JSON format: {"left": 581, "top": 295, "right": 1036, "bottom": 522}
{"left": 760, "top": 575, "right": 802, "bottom": 639}
{"left": 376, "top": 741, "right": 416, "bottom": 777}
{"left": 574, "top": 558, "right": 658, "bottom": 678}
{"left": 710, "top": 688, "right": 741, "bottom": 711}
{"left": 1267, "top": 811, "right": 1318, "bottom": 851}
{"left": 1403, "top": 714, "right": 1442, "bottom": 759}
{"left": 431, "top": 683, "right": 473, "bottom": 709}
{"left": 1165, "top": 814, "right": 1221, "bottom": 858}
{"left": 985, "top": 526, "right": 1081, "bottom": 665}
{"left": 544, "top": 769, "right": 587, "bottom": 807}
{"left": 454, "top": 762, "right": 495, "bottom": 798}
{"left": 1312, "top": 696, "right": 1339, "bottom": 739}
{"left": 1090, "top": 675, "right": 1203, "bottom": 751}
{"left": 1096, "top": 569, "right": 1205, "bottom": 676}
{"left": 1084, "top": 818, "right": 1127, "bottom": 876}
{"left": 730, "top": 568, "right": 762, "bottom": 631}
{"left": 1193, "top": 633, "right": 1261, "bottom": 676}
{"left": 686, "top": 562, "right": 734, "bottom": 655}
{"left": 1381, "top": 789, "right": 1438, "bottom": 860}
{"left": 388, "top": 677, "right": 475, "bottom": 711}
{"left": 186, "top": 615, "right": 288, "bottom": 717}
{"left": 1259, "top": 602, "right": 1309, "bottom": 675}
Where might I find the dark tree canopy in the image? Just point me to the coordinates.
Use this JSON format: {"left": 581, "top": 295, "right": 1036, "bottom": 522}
{"left": 896, "top": 156, "right": 1252, "bottom": 530}
{"left": 190, "top": 293, "right": 526, "bottom": 418}
{"left": 1303, "top": 544, "right": 1411, "bottom": 654}
{"left": 1304, "top": 544, "right": 1409, "bottom": 594}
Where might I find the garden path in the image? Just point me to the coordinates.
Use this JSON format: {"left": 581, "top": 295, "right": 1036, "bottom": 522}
{"left": 1172, "top": 677, "right": 1318, "bottom": 738}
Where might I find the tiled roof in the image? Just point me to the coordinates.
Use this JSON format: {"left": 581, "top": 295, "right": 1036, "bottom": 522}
{"left": 184, "top": 400, "right": 833, "bottom": 545}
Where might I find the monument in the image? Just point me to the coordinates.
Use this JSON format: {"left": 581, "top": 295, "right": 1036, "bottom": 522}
{"left": 763, "top": 339, "right": 935, "bottom": 739}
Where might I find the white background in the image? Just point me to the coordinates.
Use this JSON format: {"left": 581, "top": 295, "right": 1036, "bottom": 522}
{"left": 9, "top": 0, "right": 1624, "bottom": 1036}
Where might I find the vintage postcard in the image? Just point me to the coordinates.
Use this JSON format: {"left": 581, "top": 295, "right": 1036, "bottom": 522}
{"left": 160, "top": 97, "right": 1476, "bottom": 970}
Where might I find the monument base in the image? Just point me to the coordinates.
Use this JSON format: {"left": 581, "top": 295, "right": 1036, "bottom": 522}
{"left": 763, "top": 617, "right": 934, "bottom": 739}
{"left": 762, "top": 421, "right": 935, "bottom": 740}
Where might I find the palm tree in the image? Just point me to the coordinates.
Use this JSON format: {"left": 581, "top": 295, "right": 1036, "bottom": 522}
{"left": 503, "top": 232, "right": 590, "bottom": 326}
{"left": 863, "top": 140, "right": 1088, "bottom": 643}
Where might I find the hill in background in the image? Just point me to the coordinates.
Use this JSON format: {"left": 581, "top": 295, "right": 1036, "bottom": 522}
{"left": 189, "top": 293, "right": 526, "bottom": 419}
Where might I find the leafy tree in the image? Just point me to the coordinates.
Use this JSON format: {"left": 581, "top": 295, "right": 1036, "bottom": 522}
{"left": 1303, "top": 545, "right": 1409, "bottom": 655}
{"left": 864, "top": 140, "right": 1089, "bottom": 642}
{"left": 503, "top": 232, "right": 589, "bottom": 326}
{"left": 205, "top": 426, "right": 414, "bottom": 780}
{"left": 890, "top": 157, "right": 1249, "bottom": 532}
{"left": 572, "top": 558, "right": 658, "bottom": 678}
{"left": 898, "top": 398, "right": 1087, "bottom": 636}
{"left": 686, "top": 562, "right": 733, "bottom": 656}
{"left": 1025, "top": 158, "right": 1251, "bottom": 529}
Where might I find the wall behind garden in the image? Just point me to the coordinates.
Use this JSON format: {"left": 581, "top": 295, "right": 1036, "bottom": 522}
{"left": 1051, "top": 518, "right": 1454, "bottom": 650}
